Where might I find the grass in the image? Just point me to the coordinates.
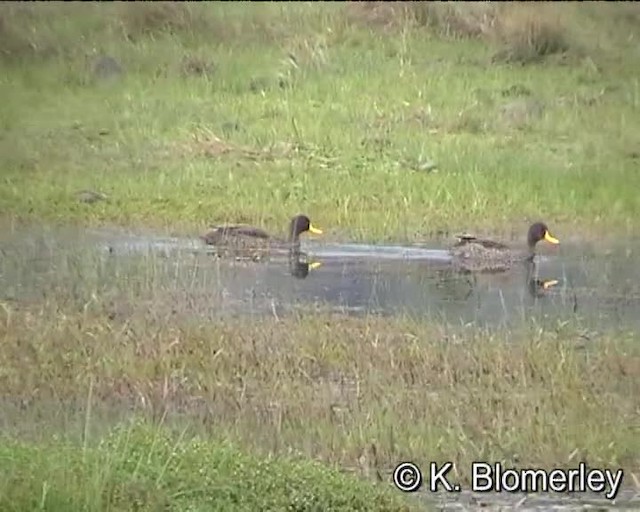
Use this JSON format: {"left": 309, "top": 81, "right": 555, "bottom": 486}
{"left": 0, "top": 420, "right": 417, "bottom": 512}
{"left": 1, "top": 293, "right": 639, "bottom": 492}
{"left": 0, "top": 3, "right": 639, "bottom": 242}
{"left": 1, "top": 3, "right": 640, "bottom": 509}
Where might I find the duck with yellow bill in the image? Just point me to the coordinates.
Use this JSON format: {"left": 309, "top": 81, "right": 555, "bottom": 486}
{"left": 450, "top": 222, "right": 560, "bottom": 273}
{"left": 200, "top": 214, "right": 322, "bottom": 261}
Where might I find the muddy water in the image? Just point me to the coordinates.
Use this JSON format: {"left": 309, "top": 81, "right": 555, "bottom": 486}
{"left": 1, "top": 225, "right": 639, "bottom": 332}
{"left": 1, "top": 225, "right": 639, "bottom": 511}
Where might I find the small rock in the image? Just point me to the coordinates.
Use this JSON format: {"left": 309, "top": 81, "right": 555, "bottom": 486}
{"left": 92, "top": 55, "right": 123, "bottom": 81}
{"left": 499, "top": 99, "right": 545, "bottom": 129}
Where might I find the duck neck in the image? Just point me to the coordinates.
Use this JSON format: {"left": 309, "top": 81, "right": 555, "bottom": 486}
{"left": 288, "top": 221, "right": 300, "bottom": 245}
{"left": 289, "top": 234, "right": 301, "bottom": 248}
{"left": 524, "top": 258, "right": 537, "bottom": 280}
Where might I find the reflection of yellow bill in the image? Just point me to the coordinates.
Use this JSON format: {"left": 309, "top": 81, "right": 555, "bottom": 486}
{"left": 309, "top": 224, "right": 323, "bottom": 235}
{"left": 542, "top": 279, "right": 559, "bottom": 290}
{"left": 544, "top": 230, "right": 560, "bottom": 244}
{"left": 308, "top": 261, "right": 322, "bottom": 270}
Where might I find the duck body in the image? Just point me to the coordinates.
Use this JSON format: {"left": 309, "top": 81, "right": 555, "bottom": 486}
{"left": 450, "top": 222, "right": 559, "bottom": 273}
{"left": 200, "top": 224, "right": 271, "bottom": 245}
{"left": 200, "top": 214, "right": 322, "bottom": 261}
{"left": 200, "top": 224, "right": 274, "bottom": 261}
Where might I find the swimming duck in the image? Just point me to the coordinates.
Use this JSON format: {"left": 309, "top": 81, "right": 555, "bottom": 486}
{"left": 450, "top": 222, "right": 559, "bottom": 273}
{"left": 200, "top": 214, "right": 322, "bottom": 261}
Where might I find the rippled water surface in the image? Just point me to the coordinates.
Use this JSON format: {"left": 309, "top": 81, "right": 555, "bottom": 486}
{"left": 2, "top": 224, "right": 639, "bottom": 332}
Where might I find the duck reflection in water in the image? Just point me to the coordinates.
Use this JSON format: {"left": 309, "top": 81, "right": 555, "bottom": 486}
{"left": 444, "top": 258, "right": 559, "bottom": 300}
{"left": 524, "top": 259, "right": 559, "bottom": 298}
{"left": 288, "top": 249, "right": 322, "bottom": 279}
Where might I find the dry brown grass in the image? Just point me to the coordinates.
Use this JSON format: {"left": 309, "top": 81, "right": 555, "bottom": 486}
{"left": 1, "top": 300, "right": 638, "bottom": 486}
{"left": 173, "top": 128, "right": 304, "bottom": 163}
{"left": 0, "top": 2, "right": 632, "bottom": 68}
{"left": 347, "top": 2, "right": 574, "bottom": 63}
{"left": 115, "top": 1, "right": 210, "bottom": 40}
{"left": 403, "top": 2, "right": 498, "bottom": 38}
{"left": 180, "top": 55, "right": 215, "bottom": 78}
{"left": 491, "top": 4, "right": 571, "bottom": 64}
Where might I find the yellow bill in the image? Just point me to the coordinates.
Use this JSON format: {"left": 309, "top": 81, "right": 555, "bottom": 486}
{"left": 308, "top": 261, "right": 323, "bottom": 270}
{"left": 542, "top": 279, "right": 559, "bottom": 290}
{"left": 544, "top": 230, "right": 559, "bottom": 244}
{"left": 308, "top": 224, "right": 323, "bottom": 235}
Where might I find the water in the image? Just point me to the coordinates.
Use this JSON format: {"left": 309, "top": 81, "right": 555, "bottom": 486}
{"left": 1, "top": 225, "right": 639, "bottom": 332}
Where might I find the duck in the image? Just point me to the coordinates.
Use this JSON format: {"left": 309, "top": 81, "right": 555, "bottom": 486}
{"left": 200, "top": 214, "right": 322, "bottom": 261}
{"left": 450, "top": 222, "right": 559, "bottom": 273}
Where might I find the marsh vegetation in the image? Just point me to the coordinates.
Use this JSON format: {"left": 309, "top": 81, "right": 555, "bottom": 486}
{"left": 1, "top": 3, "right": 639, "bottom": 511}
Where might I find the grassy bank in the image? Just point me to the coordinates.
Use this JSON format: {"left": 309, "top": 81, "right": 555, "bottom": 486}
{"left": 1, "top": 300, "right": 638, "bottom": 490}
{"left": 0, "top": 421, "right": 418, "bottom": 512}
{"left": 1, "top": 3, "right": 640, "bottom": 241}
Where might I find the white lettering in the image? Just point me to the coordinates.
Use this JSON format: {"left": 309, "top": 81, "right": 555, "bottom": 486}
{"left": 430, "top": 462, "right": 455, "bottom": 492}
{"left": 548, "top": 469, "right": 568, "bottom": 492}
{"left": 469, "top": 462, "right": 624, "bottom": 499}
{"left": 605, "top": 469, "right": 624, "bottom": 500}
{"left": 587, "top": 470, "right": 606, "bottom": 494}
{"left": 471, "top": 462, "right": 493, "bottom": 492}
{"left": 520, "top": 469, "right": 547, "bottom": 492}
{"left": 501, "top": 469, "right": 520, "bottom": 492}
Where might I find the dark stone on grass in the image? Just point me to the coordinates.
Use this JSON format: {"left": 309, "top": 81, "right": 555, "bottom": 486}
{"left": 92, "top": 55, "right": 123, "bottom": 81}
{"left": 499, "top": 98, "right": 545, "bottom": 129}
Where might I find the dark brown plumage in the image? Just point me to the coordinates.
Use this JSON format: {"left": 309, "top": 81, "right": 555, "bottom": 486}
{"left": 200, "top": 214, "right": 322, "bottom": 261}
{"left": 451, "top": 222, "right": 560, "bottom": 273}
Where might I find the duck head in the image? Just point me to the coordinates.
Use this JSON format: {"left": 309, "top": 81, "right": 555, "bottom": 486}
{"left": 528, "top": 222, "right": 559, "bottom": 248}
{"left": 289, "top": 214, "right": 323, "bottom": 242}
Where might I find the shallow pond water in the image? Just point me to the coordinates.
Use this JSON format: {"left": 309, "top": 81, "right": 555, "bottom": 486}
{"left": 1, "top": 224, "right": 639, "bottom": 332}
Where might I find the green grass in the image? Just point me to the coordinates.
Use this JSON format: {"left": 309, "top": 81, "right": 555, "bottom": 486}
{"left": 0, "top": 420, "right": 418, "bottom": 512}
{"left": 1, "top": 3, "right": 640, "bottom": 242}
